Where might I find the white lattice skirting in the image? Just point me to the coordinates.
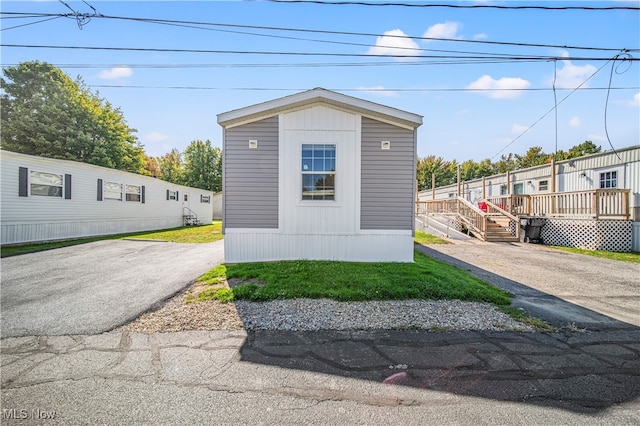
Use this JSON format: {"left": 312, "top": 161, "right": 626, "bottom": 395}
{"left": 540, "top": 219, "right": 633, "bottom": 252}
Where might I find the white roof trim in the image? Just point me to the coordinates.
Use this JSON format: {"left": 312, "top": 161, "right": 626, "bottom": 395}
{"left": 217, "top": 87, "right": 423, "bottom": 129}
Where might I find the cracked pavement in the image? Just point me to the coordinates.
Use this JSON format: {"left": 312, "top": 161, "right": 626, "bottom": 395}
{"left": 2, "top": 328, "right": 640, "bottom": 425}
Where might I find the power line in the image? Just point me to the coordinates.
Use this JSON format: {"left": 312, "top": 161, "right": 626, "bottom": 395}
{"left": 491, "top": 53, "right": 620, "bottom": 160}
{"left": 1, "top": 11, "right": 636, "bottom": 53}
{"left": 83, "top": 85, "right": 638, "bottom": 92}
{"left": 4, "top": 43, "right": 636, "bottom": 62}
{"left": 0, "top": 16, "right": 61, "bottom": 32}
{"left": 265, "top": 0, "right": 640, "bottom": 10}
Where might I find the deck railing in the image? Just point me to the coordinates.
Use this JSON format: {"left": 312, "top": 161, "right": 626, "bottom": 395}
{"left": 480, "top": 189, "right": 629, "bottom": 219}
{"left": 416, "top": 197, "right": 487, "bottom": 240}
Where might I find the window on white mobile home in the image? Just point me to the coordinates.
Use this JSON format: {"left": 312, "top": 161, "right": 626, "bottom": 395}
{"left": 125, "top": 184, "right": 141, "bottom": 202}
{"left": 104, "top": 182, "right": 123, "bottom": 200}
{"left": 30, "top": 170, "right": 63, "bottom": 197}
{"left": 599, "top": 171, "right": 617, "bottom": 189}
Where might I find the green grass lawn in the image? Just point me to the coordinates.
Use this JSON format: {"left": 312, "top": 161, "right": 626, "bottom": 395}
{"left": 0, "top": 222, "right": 222, "bottom": 257}
{"left": 550, "top": 246, "right": 640, "bottom": 264}
{"left": 414, "top": 231, "right": 450, "bottom": 245}
{"left": 197, "top": 250, "right": 512, "bottom": 306}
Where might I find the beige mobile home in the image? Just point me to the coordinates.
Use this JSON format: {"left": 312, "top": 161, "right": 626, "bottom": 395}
{"left": 1, "top": 150, "right": 215, "bottom": 245}
{"left": 218, "top": 88, "right": 423, "bottom": 263}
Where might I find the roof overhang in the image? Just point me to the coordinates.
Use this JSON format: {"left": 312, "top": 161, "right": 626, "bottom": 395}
{"left": 217, "top": 87, "right": 423, "bottom": 130}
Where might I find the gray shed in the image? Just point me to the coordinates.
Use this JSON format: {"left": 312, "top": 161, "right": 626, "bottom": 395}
{"left": 217, "top": 88, "right": 423, "bottom": 262}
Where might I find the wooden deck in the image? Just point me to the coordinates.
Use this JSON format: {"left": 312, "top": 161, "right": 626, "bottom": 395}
{"left": 416, "top": 189, "right": 631, "bottom": 242}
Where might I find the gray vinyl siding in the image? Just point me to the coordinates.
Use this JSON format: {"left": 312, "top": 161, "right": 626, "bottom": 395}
{"left": 223, "top": 116, "right": 279, "bottom": 230}
{"left": 361, "top": 117, "right": 415, "bottom": 230}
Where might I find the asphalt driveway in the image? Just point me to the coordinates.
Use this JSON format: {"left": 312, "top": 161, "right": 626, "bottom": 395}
{"left": 0, "top": 239, "right": 224, "bottom": 337}
{"left": 416, "top": 240, "right": 640, "bottom": 329}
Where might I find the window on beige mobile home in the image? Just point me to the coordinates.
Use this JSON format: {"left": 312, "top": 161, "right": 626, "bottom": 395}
{"left": 301, "top": 144, "right": 335, "bottom": 201}
{"left": 125, "top": 184, "right": 141, "bottom": 202}
{"left": 104, "top": 182, "right": 123, "bottom": 200}
{"left": 599, "top": 171, "right": 617, "bottom": 189}
{"left": 30, "top": 171, "right": 63, "bottom": 197}
{"left": 500, "top": 185, "right": 508, "bottom": 195}
{"left": 201, "top": 195, "right": 210, "bottom": 203}
{"left": 168, "top": 190, "right": 177, "bottom": 200}
{"left": 539, "top": 180, "right": 549, "bottom": 191}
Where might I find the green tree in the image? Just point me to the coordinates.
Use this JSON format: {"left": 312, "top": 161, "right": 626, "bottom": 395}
{"left": 182, "top": 140, "right": 222, "bottom": 192}
{"left": 156, "top": 148, "right": 184, "bottom": 185}
{"left": 564, "top": 141, "right": 602, "bottom": 160}
{"left": 142, "top": 155, "right": 163, "bottom": 178}
{"left": 1, "top": 61, "right": 145, "bottom": 173}
{"left": 514, "top": 146, "right": 551, "bottom": 169}
{"left": 416, "top": 155, "right": 456, "bottom": 191}
{"left": 493, "top": 153, "right": 516, "bottom": 174}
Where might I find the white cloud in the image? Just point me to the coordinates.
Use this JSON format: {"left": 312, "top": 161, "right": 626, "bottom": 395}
{"left": 569, "top": 116, "right": 581, "bottom": 127}
{"left": 473, "top": 33, "right": 488, "bottom": 40}
{"left": 467, "top": 75, "right": 531, "bottom": 99}
{"left": 512, "top": 124, "right": 528, "bottom": 134}
{"left": 628, "top": 92, "right": 640, "bottom": 107}
{"left": 356, "top": 86, "right": 398, "bottom": 97}
{"left": 144, "top": 132, "right": 168, "bottom": 143}
{"left": 551, "top": 53, "right": 598, "bottom": 89}
{"left": 422, "top": 21, "right": 463, "bottom": 41}
{"left": 367, "top": 29, "right": 421, "bottom": 60}
{"left": 98, "top": 66, "right": 133, "bottom": 80}
{"left": 587, "top": 133, "right": 606, "bottom": 142}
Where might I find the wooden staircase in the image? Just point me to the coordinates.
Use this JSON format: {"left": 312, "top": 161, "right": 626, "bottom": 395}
{"left": 485, "top": 217, "right": 519, "bottom": 242}
{"left": 416, "top": 197, "right": 521, "bottom": 243}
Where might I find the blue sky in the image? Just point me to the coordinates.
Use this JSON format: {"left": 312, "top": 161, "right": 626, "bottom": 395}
{"left": 2, "top": 1, "right": 639, "bottom": 162}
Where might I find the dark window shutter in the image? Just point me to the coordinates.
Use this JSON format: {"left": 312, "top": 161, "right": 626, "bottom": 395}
{"left": 141, "top": 186, "right": 146, "bottom": 204}
{"left": 166, "top": 189, "right": 170, "bottom": 200}
{"left": 19, "top": 167, "right": 28, "bottom": 197}
{"left": 97, "top": 179, "right": 103, "bottom": 201}
{"left": 176, "top": 191, "right": 179, "bottom": 202}
{"left": 64, "top": 174, "right": 72, "bottom": 199}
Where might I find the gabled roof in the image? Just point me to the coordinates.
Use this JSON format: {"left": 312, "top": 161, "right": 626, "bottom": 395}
{"left": 217, "top": 87, "right": 423, "bottom": 129}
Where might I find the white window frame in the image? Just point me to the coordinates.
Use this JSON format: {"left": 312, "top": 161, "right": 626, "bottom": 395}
{"left": 599, "top": 171, "right": 617, "bottom": 189}
{"left": 201, "top": 195, "right": 211, "bottom": 204}
{"left": 168, "top": 190, "right": 177, "bottom": 201}
{"left": 125, "top": 184, "right": 141, "bottom": 202}
{"left": 104, "top": 181, "right": 123, "bottom": 201}
{"left": 538, "top": 180, "right": 549, "bottom": 191}
{"left": 29, "top": 170, "right": 63, "bottom": 197}
{"left": 301, "top": 143, "right": 336, "bottom": 201}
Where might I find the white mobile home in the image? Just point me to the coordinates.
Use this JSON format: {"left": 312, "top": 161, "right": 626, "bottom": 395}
{"left": 218, "top": 88, "right": 423, "bottom": 263}
{"left": 417, "top": 145, "right": 640, "bottom": 252}
{"left": 1, "top": 150, "right": 215, "bottom": 245}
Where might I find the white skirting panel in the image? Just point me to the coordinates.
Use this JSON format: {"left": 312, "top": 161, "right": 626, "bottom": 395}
{"left": 1, "top": 218, "right": 183, "bottom": 245}
{"left": 633, "top": 222, "right": 640, "bottom": 253}
{"left": 224, "top": 230, "right": 414, "bottom": 263}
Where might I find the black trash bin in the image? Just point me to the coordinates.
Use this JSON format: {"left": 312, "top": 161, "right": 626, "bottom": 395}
{"left": 520, "top": 218, "right": 545, "bottom": 244}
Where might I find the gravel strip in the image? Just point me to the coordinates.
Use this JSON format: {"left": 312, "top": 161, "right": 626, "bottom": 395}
{"left": 119, "top": 283, "right": 535, "bottom": 333}
{"left": 235, "top": 299, "right": 535, "bottom": 332}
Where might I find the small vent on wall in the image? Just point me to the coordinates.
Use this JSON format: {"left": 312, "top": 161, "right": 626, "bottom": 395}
{"left": 249, "top": 140, "right": 258, "bottom": 149}
{"left": 381, "top": 141, "right": 391, "bottom": 150}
